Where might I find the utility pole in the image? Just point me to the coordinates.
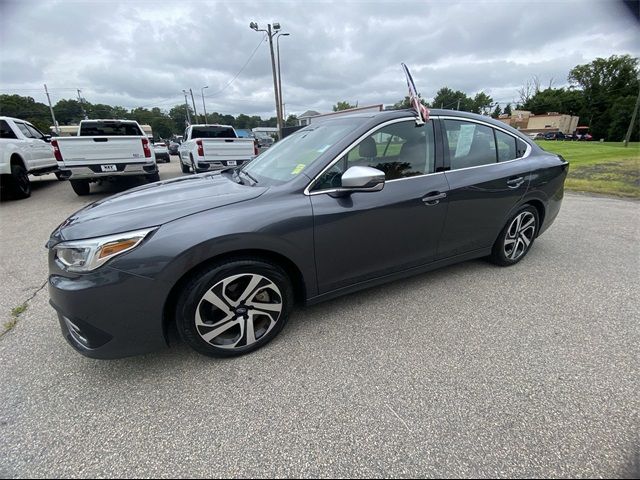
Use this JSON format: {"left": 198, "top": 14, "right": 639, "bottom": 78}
{"left": 182, "top": 90, "right": 191, "bottom": 126}
{"left": 44, "top": 84, "right": 59, "bottom": 134}
{"left": 77, "top": 89, "right": 87, "bottom": 119}
{"left": 624, "top": 86, "right": 640, "bottom": 147}
{"left": 201, "top": 86, "right": 209, "bottom": 124}
{"left": 456, "top": 98, "right": 461, "bottom": 110}
{"left": 250, "top": 22, "right": 283, "bottom": 139}
{"left": 189, "top": 89, "right": 199, "bottom": 123}
{"left": 276, "top": 32, "right": 290, "bottom": 131}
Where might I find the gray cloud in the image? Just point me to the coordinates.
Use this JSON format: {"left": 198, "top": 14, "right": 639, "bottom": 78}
{"left": 1, "top": 0, "right": 638, "bottom": 118}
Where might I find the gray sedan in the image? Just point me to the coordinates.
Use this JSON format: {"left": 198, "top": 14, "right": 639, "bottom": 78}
{"left": 46, "top": 109, "right": 568, "bottom": 359}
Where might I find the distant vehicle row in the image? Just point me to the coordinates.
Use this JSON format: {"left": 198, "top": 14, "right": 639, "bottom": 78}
{"left": 1, "top": 116, "right": 263, "bottom": 199}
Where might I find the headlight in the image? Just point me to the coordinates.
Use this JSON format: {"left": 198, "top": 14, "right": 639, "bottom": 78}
{"left": 53, "top": 228, "right": 156, "bottom": 273}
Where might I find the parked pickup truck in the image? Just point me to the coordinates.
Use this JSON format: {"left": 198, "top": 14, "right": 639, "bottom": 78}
{"left": 1, "top": 116, "right": 59, "bottom": 199}
{"left": 178, "top": 124, "right": 257, "bottom": 174}
{"left": 53, "top": 119, "right": 158, "bottom": 196}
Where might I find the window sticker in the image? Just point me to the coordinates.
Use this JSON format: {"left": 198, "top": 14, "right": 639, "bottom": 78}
{"left": 455, "top": 124, "right": 476, "bottom": 158}
{"left": 291, "top": 163, "right": 306, "bottom": 175}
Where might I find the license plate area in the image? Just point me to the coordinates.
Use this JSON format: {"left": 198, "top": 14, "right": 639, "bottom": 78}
{"left": 226, "top": 161, "right": 237, "bottom": 166}
{"left": 101, "top": 164, "right": 117, "bottom": 172}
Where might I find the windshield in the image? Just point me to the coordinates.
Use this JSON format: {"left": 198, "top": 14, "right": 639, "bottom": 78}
{"left": 241, "top": 117, "right": 365, "bottom": 186}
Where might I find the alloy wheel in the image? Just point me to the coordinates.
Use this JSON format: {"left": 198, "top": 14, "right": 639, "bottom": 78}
{"left": 503, "top": 211, "right": 536, "bottom": 261}
{"left": 194, "top": 273, "right": 283, "bottom": 350}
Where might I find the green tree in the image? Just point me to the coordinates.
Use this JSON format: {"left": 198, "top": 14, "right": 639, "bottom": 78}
{"left": 53, "top": 99, "right": 85, "bottom": 125}
{"left": 393, "top": 95, "right": 429, "bottom": 110}
{"left": 332, "top": 101, "right": 356, "bottom": 111}
{"left": 432, "top": 87, "right": 474, "bottom": 111}
{"left": 169, "top": 104, "right": 193, "bottom": 132}
{"left": 568, "top": 54, "right": 639, "bottom": 140}
{"left": 471, "top": 92, "right": 493, "bottom": 114}
{"left": 504, "top": 103, "right": 512, "bottom": 116}
{"left": 0, "top": 95, "right": 51, "bottom": 131}
{"left": 285, "top": 114, "right": 298, "bottom": 127}
{"left": 491, "top": 104, "right": 502, "bottom": 118}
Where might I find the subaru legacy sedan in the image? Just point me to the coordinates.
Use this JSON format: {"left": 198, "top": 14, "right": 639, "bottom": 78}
{"left": 47, "top": 109, "right": 568, "bottom": 359}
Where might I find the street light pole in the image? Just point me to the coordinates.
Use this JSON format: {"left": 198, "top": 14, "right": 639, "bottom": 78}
{"left": 250, "top": 21, "right": 283, "bottom": 139}
{"left": 182, "top": 89, "right": 191, "bottom": 126}
{"left": 276, "top": 32, "right": 290, "bottom": 130}
{"left": 201, "top": 86, "right": 209, "bottom": 124}
{"left": 189, "top": 88, "right": 199, "bottom": 123}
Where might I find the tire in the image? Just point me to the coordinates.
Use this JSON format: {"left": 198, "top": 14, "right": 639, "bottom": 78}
{"left": 70, "top": 179, "right": 90, "bottom": 196}
{"left": 146, "top": 172, "right": 160, "bottom": 182}
{"left": 6, "top": 164, "right": 31, "bottom": 199}
{"left": 190, "top": 154, "right": 199, "bottom": 174}
{"left": 175, "top": 258, "right": 294, "bottom": 358}
{"left": 180, "top": 159, "right": 190, "bottom": 173}
{"left": 488, "top": 204, "right": 539, "bottom": 266}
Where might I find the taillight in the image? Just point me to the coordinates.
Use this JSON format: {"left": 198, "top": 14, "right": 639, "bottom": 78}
{"left": 51, "top": 139, "right": 63, "bottom": 162}
{"left": 196, "top": 139, "right": 204, "bottom": 157}
{"left": 142, "top": 138, "right": 151, "bottom": 158}
{"left": 254, "top": 140, "right": 259, "bottom": 156}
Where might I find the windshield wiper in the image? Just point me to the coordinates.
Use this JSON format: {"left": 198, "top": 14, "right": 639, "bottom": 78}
{"left": 239, "top": 170, "right": 259, "bottom": 185}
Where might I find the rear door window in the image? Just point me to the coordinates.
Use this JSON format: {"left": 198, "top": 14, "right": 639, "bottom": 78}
{"left": 25, "top": 124, "right": 45, "bottom": 140}
{"left": 0, "top": 120, "right": 17, "bottom": 139}
{"left": 443, "top": 120, "right": 497, "bottom": 170}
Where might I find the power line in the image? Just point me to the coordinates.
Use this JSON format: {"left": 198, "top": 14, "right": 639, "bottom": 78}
{"left": 204, "top": 35, "right": 267, "bottom": 99}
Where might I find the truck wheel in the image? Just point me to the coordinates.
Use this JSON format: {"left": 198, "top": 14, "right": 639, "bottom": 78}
{"left": 7, "top": 164, "right": 31, "bottom": 199}
{"left": 70, "top": 180, "right": 90, "bottom": 196}
{"left": 146, "top": 172, "right": 160, "bottom": 183}
{"left": 190, "top": 154, "right": 198, "bottom": 174}
{"left": 181, "top": 161, "right": 190, "bottom": 174}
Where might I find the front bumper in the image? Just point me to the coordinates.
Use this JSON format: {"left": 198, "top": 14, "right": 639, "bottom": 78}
{"left": 57, "top": 162, "right": 158, "bottom": 180}
{"left": 48, "top": 266, "right": 169, "bottom": 359}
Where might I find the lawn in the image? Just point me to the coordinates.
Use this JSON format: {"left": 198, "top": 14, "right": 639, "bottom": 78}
{"left": 535, "top": 140, "right": 640, "bottom": 198}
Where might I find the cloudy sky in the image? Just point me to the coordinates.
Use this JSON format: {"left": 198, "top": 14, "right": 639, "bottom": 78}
{"left": 1, "top": 0, "right": 638, "bottom": 119}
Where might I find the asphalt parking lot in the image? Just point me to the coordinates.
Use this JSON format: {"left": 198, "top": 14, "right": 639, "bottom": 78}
{"left": 0, "top": 157, "right": 638, "bottom": 478}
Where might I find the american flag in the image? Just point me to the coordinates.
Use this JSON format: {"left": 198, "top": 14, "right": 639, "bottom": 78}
{"left": 401, "top": 63, "right": 430, "bottom": 124}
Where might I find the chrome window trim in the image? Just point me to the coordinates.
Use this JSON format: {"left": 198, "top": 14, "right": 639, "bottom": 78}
{"left": 304, "top": 116, "right": 434, "bottom": 196}
{"left": 304, "top": 115, "right": 533, "bottom": 196}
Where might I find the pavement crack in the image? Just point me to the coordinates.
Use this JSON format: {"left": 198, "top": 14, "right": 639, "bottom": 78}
{"left": 1, "top": 280, "right": 47, "bottom": 339}
{"left": 386, "top": 404, "right": 412, "bottom": 434}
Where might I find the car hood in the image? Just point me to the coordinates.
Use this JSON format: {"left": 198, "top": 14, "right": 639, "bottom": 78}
{"left": 49, "top": 173, "right": 267, "bottom": 244}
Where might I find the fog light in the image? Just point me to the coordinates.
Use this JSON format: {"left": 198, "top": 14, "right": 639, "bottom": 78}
{"left": 63, "top": 316, "right": 90, "bottom": 347}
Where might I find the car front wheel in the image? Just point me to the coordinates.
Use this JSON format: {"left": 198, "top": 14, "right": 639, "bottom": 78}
{"left": 489, "top": 205, "right": 539, "bottom": 266}
{"left": 175, "top": 259, "right": 293, "bottom": 357}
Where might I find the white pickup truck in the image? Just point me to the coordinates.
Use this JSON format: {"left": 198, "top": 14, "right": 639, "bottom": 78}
{"left": 0, "top": 116, "right": 59, "bottom": 199}
{"left": 178, "top": 124, "right": 257, "bottom": 174}
{"left": 53, "top": 119, "right": 158, "bottom": 196}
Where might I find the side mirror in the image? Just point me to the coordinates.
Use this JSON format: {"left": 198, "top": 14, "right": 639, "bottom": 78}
{"left": 330, "top": 166, "right": 385, "bottom": 197}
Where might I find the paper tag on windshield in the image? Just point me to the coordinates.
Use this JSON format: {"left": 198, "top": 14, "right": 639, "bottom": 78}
{"left": 291, "top": 164, "right": 306, "bottom": 175}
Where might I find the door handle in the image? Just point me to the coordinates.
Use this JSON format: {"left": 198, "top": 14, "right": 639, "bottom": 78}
{"left": 507, "top": 177, "right": 524, "bottom": 189}
{"left": 422, "top": 192, "right": 447, "bottom": 205}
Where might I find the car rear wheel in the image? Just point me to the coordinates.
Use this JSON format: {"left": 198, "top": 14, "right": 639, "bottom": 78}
{"left": 70, "top": 179, "right": 90, "bottom": 196}
{"left": 180, "top": 158, "right": 190, "bottom": 173}
{"left": 489, "top": 205, "right": 539, "bottom": 266}
{"left": 175, "top": 259, "right": 293, "bottom": 358}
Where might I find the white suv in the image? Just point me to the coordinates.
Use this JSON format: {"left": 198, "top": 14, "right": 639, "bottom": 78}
{"left": 0, "top": 116, "right": 59, "bottom": 199}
